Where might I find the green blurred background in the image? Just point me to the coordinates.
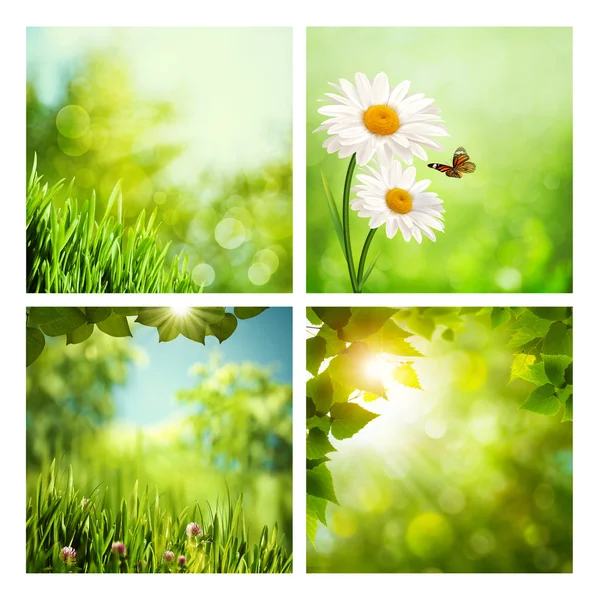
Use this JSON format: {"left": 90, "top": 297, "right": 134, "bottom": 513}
{"left": 27, "top": 28, "right": 292, "bottom": 292}
{"left": 26, "top": 308, "right": 293, "bottom": 551}
{"left": 307, "top": 28, "right": 572, "bottom": 292}
{"left": 307, "top": 313, "right": 572, "bottom": 572}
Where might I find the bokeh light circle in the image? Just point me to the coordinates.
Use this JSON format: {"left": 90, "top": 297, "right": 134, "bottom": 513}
{"left": 192, "top": 263, "right": 215, "bottom": 287}
{"left": 248, "top": 263, "right": 271, "bottom": 286}
{"left": 215, "top": 218, "right": 246, "bottom": 249}
{"left": 56, "top": 105, "right": 90, "bottom": 139}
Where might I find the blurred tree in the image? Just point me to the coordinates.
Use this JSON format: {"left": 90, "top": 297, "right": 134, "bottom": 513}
{"left": 177, "top": 356, "right": 292, "bottom": 473}
{"left": 25, "top": 332, "right": 143, "bottom": 469}
{"left": 26, "top": 51, "right": 183, "bottom": 220}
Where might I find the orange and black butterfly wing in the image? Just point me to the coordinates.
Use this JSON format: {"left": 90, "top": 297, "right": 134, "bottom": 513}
{"left": 453, "top": 147, "right": 476, "bottom": 174}
{"left": 459, "top": 161, "right": 476, "bottom": 173}
{"left": 427, "top": 162, "right": 461, "bottom": 178}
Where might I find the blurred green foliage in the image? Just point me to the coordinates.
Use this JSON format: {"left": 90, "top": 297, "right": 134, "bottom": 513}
{"left": 27, "top": 48, "right": 291, "bottom": 292}
{"left": 178, "top": 358, "right": 292, "bottom": 473}
{"left": 26, "top": 330, "right": 292, "bottom": 553}
{"left": 307, "top": 28, "right": 572, "bottom": 292}
{"left": 307, "top": 309, "right": 572, "bottom": 572}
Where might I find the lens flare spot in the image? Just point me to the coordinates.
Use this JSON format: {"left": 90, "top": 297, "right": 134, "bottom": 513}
{"left": 248, "top": 263, "right": 270, "bottom": 286}
{"left": 406, "top": 513, "right": 453, "bottom": 559}
{"left": 56, "top": 104, "right": 90, "bottom": 139}
{"left": 215, "top": 218, "right": 246, "bottom": 249}
{"left": 192, "top": 263, "right": 215, "bottom": 287}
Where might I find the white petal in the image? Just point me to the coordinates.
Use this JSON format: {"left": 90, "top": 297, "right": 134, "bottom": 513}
{"left": 409, "top": 142, "right": 428, "bottom": 161}
{"left": 370, "top": 209, "right": 391, "bottom": 228}
{"left": 412, "top": 227, "right": 423, "bottom": 244}
{"left": 388, "top": 80, "right": 411, "bottom": 110}
{"left": 356, "top": 137, "right": 377, "bottom": 165}
{"left": 386, "top": 217, "right": 399, "bottom": 238}
{"left": 398, "top": 166, "right": 416, "bottom": 190}
{"left": 400, "top": 122, "right": 449, "bottom": 136}
{"left": 397, "top": 216, "right": 413, "bottom": 242}
{"left": 339, "top": 78, "right": 364, "bottom": 110}
{"left": 318, "top": 104, "right": 362, "bottom": 118}
{"left": 372, "top": 72, "right": 390, "bottom": 105}
{"left": 398, "top": 97, "right": 435, "bottom": 119}
{"left": 415, "top": 221, "right": 437, "bottom": 241}
{"left": 409, "top": 179, "right": 431, "bottom": 194}
{"left": 391, "top": 133, "right": 410, "bottom": 148}
{"left": 355, "top": 73, "right": 373, "bottom": 109}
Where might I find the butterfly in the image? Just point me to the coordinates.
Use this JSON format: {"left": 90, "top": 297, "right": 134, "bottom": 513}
{"left": 427, "top": 147, "right": 476, "bottom": 178}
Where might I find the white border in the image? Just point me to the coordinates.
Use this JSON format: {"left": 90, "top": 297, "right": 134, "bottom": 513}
{"left": 2, "top": 1, "right": 599, "bottom": 598}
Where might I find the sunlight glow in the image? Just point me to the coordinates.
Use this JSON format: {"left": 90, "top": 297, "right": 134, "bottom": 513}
{"left": 171, "top": 306, "right": 191, "bottom": 317}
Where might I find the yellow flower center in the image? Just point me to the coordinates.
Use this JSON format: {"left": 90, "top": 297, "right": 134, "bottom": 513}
{"left": 386, "top": 188, "right": 412, "bottom": 214}
{"left": 363, "top": 104, "right": 400, "bottom": 136}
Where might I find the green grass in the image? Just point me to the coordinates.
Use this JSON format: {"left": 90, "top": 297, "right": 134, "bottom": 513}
{"left": 26, "top": 460, "right": 293, "bottom": 573}
{"left": 26, "top": 156, "right": 200, "bottom": 293}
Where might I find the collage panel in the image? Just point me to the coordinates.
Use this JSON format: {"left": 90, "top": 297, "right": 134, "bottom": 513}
{"left": 26, "top": 306, "right": 293, "bottom": 573}
{"left": 26, "top": 27, "right": 292, "bottom": 293}
{"left": 306, "top": 307, "right": 572, "bottom": 572}
{"left": 307, "top": 27, "right": 573, "bottom": 293}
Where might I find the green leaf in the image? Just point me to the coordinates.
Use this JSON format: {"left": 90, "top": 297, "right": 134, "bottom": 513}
{"left": 405, "top": 312, "right": 436, "bottom": 340}
{"left": 306, "top": 335, "right": 327, "bottom": 376}
{"left": 392, "top": 362, "right": 422, "bottom": 389}
{"left": 307, "top": 371, "right": 334, "bottom": 414}
{"left": 441, "top": 328, "right": 454, "bottom": 342}
{"left": 491, "top": 307, "right": 511, "bottom": 328}
{"left": 66, "top": 322, "right": 94, "bottom": 345}
{"left": 306, "top": 397, "right": 316, "bottom": 419}
{"left": 321, "top": 169, "right": 346, "bottom": 260}
{"left": 363, "top": 392, "right": 381, "bottom": 402}
{"left": 306, "top": 415, "right": 331, "bottom": 434}
{"left": 507, "top": 309, "right": 552, "bottom": 349}
{"left": 330, "top": 402, "right": 379, "bottom": 440}
{"left": 306, "top": 428, "right": 337, "bottom": 459}
{"left": 307, "top": 456, "right": 331, "bottom": 469}
{"left": 96, "top": 312, "right": 132, "bottom": 338}
{"left": 30, "top": 307, "right": 87, "bottom": 336}
{"left": 307, "top": 494, "right": 328, "bottom": 527}
{"left": 519, "top": 361, "right": 550, "bottom": 386}
{"left": 564, "top": 362, "right": 573, "bottom": 385}
{"left": 111, "top": 307, "right": 139, "bottom": 316}
{"left": 136, "top": 307, "right": 224, "bottom": 343}
{"left": 556, "top": 384, "right": 573, "bottom": 404}
{"left": 529, "top": 307, "right": 569, "bottom": 321}
{"left": 520, "top": 384, "right": 560, "bottom": 416}
{"left": 339, "top": 307, "right": 398, "bottom": 342}
{"left": 327, "top": 343, "right": 386, "bottom": 398}
{"left": 542, "top": 322, "right": 573, "bottom": 357}
{"left": 363, "top": 319, "right": 419, "bottom": 356}
{"left": 26, "top": 327, "right": 45, "bottom": 366}
{"left": 207, "top": 313, "right": 238, "bottom": 343}
{"left": 233, "top": 307, "right": 267, "bottom": 320}
{"left": 542, "top": 354, "right": 572, "bottom": 387}
{"left": 84, "top": 307, "right": 112, "bottom": 323}
{"left": 358, "top": 250, "right": 381, "bottom": 290}
{"left": 509, "top": 353, "right": 536, "bottom": 383}
{"left": 306, "top": 308, "right": 322, "bottom": 325}
{"left": 561, "top": 395, "right": 573, "bottom": 422}
{"left": 307, "top": 464, "right": 339, "bottom": 504}
{"left": 307, "top": 507, "right": 318, "bottom": 546}
{"left": 316, "top": 324, "right": 346, "bottom": 358}
{"left": 313, "top": 307, "right": 351, "bottom": 331}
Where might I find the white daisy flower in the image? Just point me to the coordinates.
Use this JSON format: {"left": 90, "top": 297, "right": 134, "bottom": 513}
{"left": 315, "top": 72, "right": 449, "bottom": 166}
{"left": 351, "top": 159, "right": 445, "bottom": 242}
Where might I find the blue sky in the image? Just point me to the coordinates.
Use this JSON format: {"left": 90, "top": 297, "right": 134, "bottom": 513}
{"left": 113, "top": 307, "right": 292, "bottom": 427}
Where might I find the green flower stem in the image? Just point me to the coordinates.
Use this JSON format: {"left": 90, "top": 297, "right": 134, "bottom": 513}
{"left": 357, "top": 227, "right": 379, "bottom": 291}
{"left": 342, "top": 154, "right": 358, "bottom": 292}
